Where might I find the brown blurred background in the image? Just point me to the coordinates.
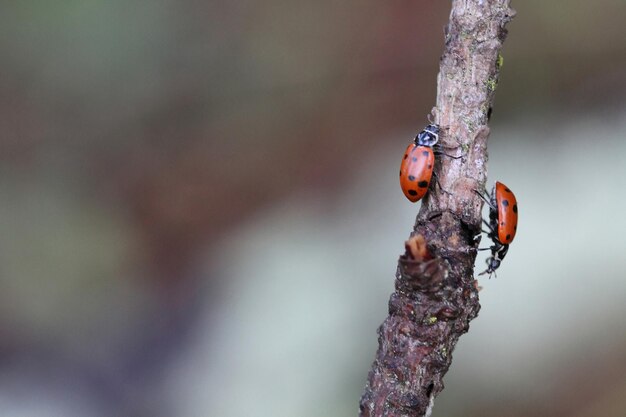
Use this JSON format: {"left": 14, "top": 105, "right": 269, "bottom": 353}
{"left": 1, "top": 1, "right": 626, "bottom": 416}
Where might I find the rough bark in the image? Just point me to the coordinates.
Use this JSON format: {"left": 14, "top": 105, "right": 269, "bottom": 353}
{"left": 359, "top": 1, "right": 515, "bottom": 416}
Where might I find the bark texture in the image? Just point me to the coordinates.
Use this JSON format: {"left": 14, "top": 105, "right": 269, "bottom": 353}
{"left": 359, "top": 1, "right": 515, "bottom": 416}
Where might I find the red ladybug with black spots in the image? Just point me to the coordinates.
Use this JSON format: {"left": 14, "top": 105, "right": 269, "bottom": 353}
{"left": 399, "top": 124, "right": 439, "bottom": 202}
{"left": 477, "top": 181, "right": 518, "bottom": 277}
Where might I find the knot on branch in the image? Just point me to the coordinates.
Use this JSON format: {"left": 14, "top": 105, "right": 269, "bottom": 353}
{"left": 397, "top": 235, "right": 449, "bottom": 294}
{"left": 391, "top": 234, "right": 470, "bottom": 326}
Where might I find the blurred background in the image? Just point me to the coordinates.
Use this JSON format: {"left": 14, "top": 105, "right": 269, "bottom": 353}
{"left": 1, "top": 1, "right": 626, "bottom": 416}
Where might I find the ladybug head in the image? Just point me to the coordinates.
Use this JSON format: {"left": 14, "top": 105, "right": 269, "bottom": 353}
{"left": 480, "top": 242, "right": 509, "bottom": 277}
{"left": 487, "top": 256, "right": 501, "bottom": 271}
{"left": 415, "top": 124, "right": 440, "bottom": 147}
{"left": 479, "top": 255, "right": 500, "bottom": 277}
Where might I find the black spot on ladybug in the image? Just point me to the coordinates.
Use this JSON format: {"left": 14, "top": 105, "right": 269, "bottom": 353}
{"left": 418, "top": 180, "right": 429, "bottom": 188}
{"left": 427, "top": 164, "right": 432, "bottom": 169}
{"left": 502, "top": 199, "right": 509, "bottom": 207}
{"left": 412, "top": 157, "right": 418, "bottom": 162}
{"left": 399, "top": 170, "right": 402, "bottom": 176}
{"left": 408, "top": 175, "right": 416, "bottom": 181}
{"left": 408, "top": 190, "right": 418, "bottom": 196}
{"left": 422, "top": 150, "right": 430, "bottom": 157}
{"left": 505, "top": 188, "right": 511, "bottom": 193}
{"left": 514, "top": 225, "right": 517, "bottom": 231}
{"left": 500, "top": 222, "right": 505, "bottom": 226}
{"left": 513, "top": 204, "right": 518, "bottom": 213}
{"left": 506, "top": 234, "right": 511, "bottom": 241}
{"left": 404, "top": 154, "right": 408, "bottom": 159}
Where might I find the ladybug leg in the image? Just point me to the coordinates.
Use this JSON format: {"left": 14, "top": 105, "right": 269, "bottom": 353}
{"left": 478, "top": 267, "right": 491, "bottom": 277}
{"left": 474, "top": 188, "right": 490, "bottom": 201}
{"left": 474, "top": 189, "right": 498, "bottom": 211}
{"left": 433, "top": 130, "right": 463, "bottom": 150}
{"left": 432, "top": 172, "right": 453, "bottom": 196}
{"left": 482, "top": 219, "right": 495, "bottom": 232}
{"left": 478, "top": 241, "right": 498, "bottom": 251}
{"left": 433, "top": 145, "right": 464, "bottom": 159}
{"left": 440, "top": 151, "right": 463, "bottom": 159}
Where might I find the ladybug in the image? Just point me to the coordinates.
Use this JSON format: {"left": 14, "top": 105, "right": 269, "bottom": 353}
{"left": 399, "top": 124, "right": 439, "bottom": 202}
{"left": 476, "top": 181, "right": 518, "bottom": 277}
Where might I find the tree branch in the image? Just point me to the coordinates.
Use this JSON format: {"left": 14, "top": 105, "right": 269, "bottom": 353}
{"left": 359, "top": 1, "right": 515, "bottom": 416}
